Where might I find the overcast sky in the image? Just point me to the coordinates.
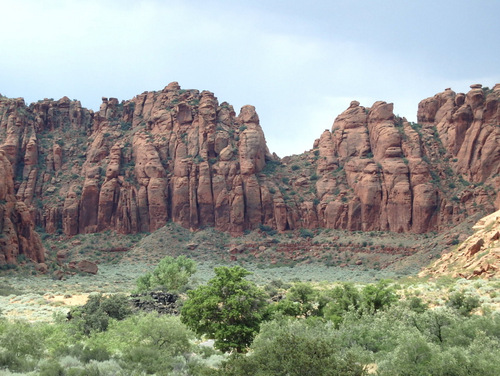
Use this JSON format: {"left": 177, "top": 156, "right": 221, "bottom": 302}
{"left": 1, "top": 0, "right": 499, "bottom": 157}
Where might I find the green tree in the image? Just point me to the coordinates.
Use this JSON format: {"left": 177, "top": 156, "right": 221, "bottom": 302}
{"left": 322, "top": 283, "right": 361, "bottom": 327}
{"left": 360, "top": 279, "right": 398, "bottom": 314}
{"left": 181, "top": 266, "right": 268, "bottom": 353}
{"left": 136, "top": 255, "right": 196, "bottom": 293}
{"left": 271, "top": 282, "right": 317, "bottom": 318}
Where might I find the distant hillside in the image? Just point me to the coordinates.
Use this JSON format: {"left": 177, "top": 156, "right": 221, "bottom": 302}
{"left": 1, "top": 82, "right": 499, "bottom": 265}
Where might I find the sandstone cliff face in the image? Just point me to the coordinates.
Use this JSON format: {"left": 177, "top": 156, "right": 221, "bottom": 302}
{"left": 418, "top": 84, "right": 500, "bottom": 184}
{"left": 0, "top": 84, "right": 275, "bottom": 240}
{"left": 0, "top": 83, "right": 498, "bottom": 247}
{"left": 0, "top": 150, "right": 44, "bottom": 265}
{"left": 303, "top": 83, "right": 499, "bottom": 233}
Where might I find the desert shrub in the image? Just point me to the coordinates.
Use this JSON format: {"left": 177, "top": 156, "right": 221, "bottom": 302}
{"left": 258, "top": 224, "right": 273, "bottom": 232}
{"left": 258, "top": 224, "right": 277, "bottom": 236}
{"left": 69, "top": 293, "right": 132, "bottom": 336}
{"left": 88, "top": 313, "right": 193, "bottom": 374}
{"left": 121, "top": 345, "right": 172, "bottom": 374}
{"left": 408, "top": 308, "right": 459, "bottom": 344}
{"left": 99, "top": 294, "right": 132, "bottom": 320}
{"left": 38, "top": 359, "right": 65, "bottom": 376}
{"left": 70, "top": 306, "right": 109, "bottom": 336}
{"left": 0, "top": 320, "right": 45, "bottom": 372}
{"left": 299, "top": 228, "right": 314, "bottom": 239}
{"left": 261, "top": 160, "right": 281, "bottom": 175}
{"left": 405, "top": 296, "right": 428, "bottom": 313}
{"left": 90, "top": 313, "right": 192, "bottom": 354}
{"left": 271, "top": 282, "right": 317, "bottom": 318}
{"left": 78, "top": 345, "right": 111, "bottom": 364}
{"left": 52, "top": 342, "right": 110, "bottom": 365}
{"left": 135, "top": 255, "right": 196, "bottom": 293}
{"left": 337, "top": 308, "right": 406, "bottom": 354}
{"left": 220, "top": 318, "right": 367, "bottom": 375}
{"left": 269, "top": 279, "right": 399, "bottom": 325}
{"left": 376, "top": 330, "right": 438, "bottom": 376}
{"left": 443, "top": 312, "right": 500, "bottom": 348}
{"left": 334, "top": 301, "right": 500, "bottom": 375}
{"left": 446, "top": 291, "right": 481, "bottom": 316}
{"left": 377, "top": 329, "right": 500, "bottom": 376}
{"left": 88, "top": 359, "right": 126, "bottom": 376}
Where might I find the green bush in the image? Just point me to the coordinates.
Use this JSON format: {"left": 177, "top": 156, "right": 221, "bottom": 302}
{"left": 406, "top": 296, "right": 428, "bottom": 313}
{"left": 0, "top": 283, "right": 22, "bottom": 296}
{"left": 221, "top": 318, "right": 367, "bottom": 375}
{"left": 446, "top": 291, "right": 480, "bottom": 316}
{"left": 271, "top": 282, "right": 317, "bottom": 318}
{"left": 259, "top": 224, "right": 277, "bottom": 236}
{"left": 299, "top": 228, "right": 314, "bottom": 239}
{"left": 69, "top": 293, "right": 132, "bottom": 335}
{"left": 376, "top": 331, "right": 437, "bottom": 376}
{"left": 89, "top": 313, "right": 193, "bottom": 374}
{"left": 135, "top": 255, "right": 196, "bottom": 293}
{"left": 261, "top": 160, "right": 281, "bottom": 175}
{"left": 0, "top": 320, "right": 44, "bottom": 372}
{"left": 99, "top": 294, "right": 132, "bottom": 320}
{"left": 38, "top": 360, "right": 65, "bottom": 376}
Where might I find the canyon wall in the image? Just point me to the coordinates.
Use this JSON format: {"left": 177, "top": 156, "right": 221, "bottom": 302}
{"left": 0, "top": 82, "right": 499, "bottom": 264}
{"left": 0, "top": 150, "right": 44, "bottom": 265}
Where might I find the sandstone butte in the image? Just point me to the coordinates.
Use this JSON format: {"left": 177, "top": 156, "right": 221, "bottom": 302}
{"left": 0, "top": 82, "right": 499, "bottom": 266}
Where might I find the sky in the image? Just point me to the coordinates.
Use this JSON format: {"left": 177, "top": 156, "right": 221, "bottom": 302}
{"left": 1, "top": 0, "right": 499, "bottom": 157}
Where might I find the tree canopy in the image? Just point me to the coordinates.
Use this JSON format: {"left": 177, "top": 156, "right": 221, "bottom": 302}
{"left": 181, "top": 266, "right": 268, "bottom": 353}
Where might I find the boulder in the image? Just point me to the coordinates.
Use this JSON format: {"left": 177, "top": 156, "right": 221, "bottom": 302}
{"left": 76, "top": 260, "right": 98, "bottom": 274}
{"left": 35, "top": 263, "right": 48, "bottom": 274}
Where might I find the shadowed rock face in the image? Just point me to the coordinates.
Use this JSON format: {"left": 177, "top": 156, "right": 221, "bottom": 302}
{"left": 0, "top": 82, "right": 499, "bottom": 259}
{"left": 0, "top": 150, "right": 44, "bottom": 265}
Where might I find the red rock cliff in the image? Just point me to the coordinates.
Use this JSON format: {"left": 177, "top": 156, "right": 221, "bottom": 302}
{"left": 0, "top": 149, "right": 44, "bottom": 265}
{"left": 0, "top": 83, "right": 498, "bottom": 241}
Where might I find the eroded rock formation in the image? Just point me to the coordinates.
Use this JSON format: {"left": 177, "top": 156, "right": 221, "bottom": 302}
{"left": 0, "top": 82, "right": 499, "bottom": 255}
{"left": 0, "top": 150, "right": 44, "bottom": 265}
{"left": 307, "top": 84, "right": 500, "bottom": 232}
